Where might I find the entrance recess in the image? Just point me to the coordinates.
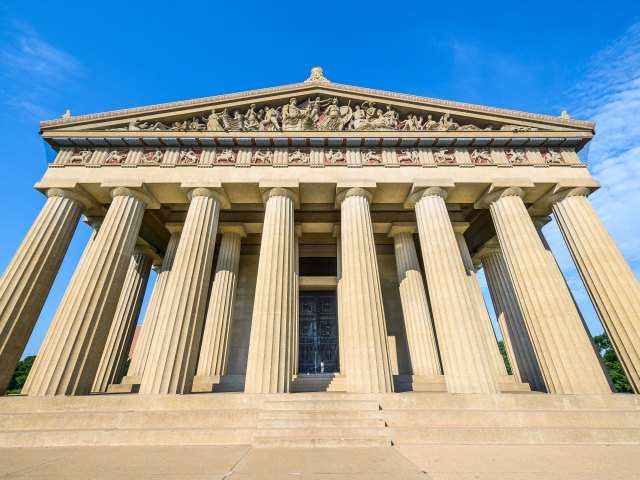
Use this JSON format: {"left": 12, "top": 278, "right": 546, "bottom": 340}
{"left": 298, "top": 291, "right": 339, "bottom": 374}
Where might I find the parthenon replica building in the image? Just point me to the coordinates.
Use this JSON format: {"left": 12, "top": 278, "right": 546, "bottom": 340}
{"left": 0, "top": 67, "right": 639, "bottom": 448}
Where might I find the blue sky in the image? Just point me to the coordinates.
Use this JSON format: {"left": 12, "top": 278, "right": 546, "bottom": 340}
{"left": 0, "top": 1, "right": 639, "bottom": 358}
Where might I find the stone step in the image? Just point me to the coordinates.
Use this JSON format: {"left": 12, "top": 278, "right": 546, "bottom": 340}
{"left": 256, "top": 417, "right": 385, "bottom": 429}
{"left": 252, "top": 436, "right": 391, "bottom": 448}
{"left": 1, "top": 409, "right": 258, "bottom": 431}
{"left": 262, "top": 400, "right": 380, "bottom": 411}
{"left": 389, "top": 427, "right": 640, "bottom": 445}
{"left": 383, "top": 409, "right": 640, "bottom": 429}
{"left": 259, "top": 409, "right": 382, "bottom": 420}
{"left": 253, "top": 427, "right": 388, "bottom": 438}
{"left": 378, "top": 393, "right": 640, "bottom": 411}
{"left": 0, "top": 427, "right": 254, "bottom": 448}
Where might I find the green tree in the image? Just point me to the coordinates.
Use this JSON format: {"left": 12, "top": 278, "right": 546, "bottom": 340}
{"left": 5, "top": 355, "right": 35, "bottom": 394}
{"left": 497, "top": 340, "right": 513, "bottom": 375}
{"left": 593, "top": 333, "right": 632, "bottom": 393}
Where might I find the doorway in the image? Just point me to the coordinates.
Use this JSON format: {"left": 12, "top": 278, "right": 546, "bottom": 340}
{"left": 298, "top": 291, "right": 339, "bottom": 374}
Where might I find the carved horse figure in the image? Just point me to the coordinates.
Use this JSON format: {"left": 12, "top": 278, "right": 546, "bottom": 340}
{"left": 433, "top": 149, "right": 456, "bottom": 164}
{"left": 69, "top": 150, "right": 93, "bottom": 163}
{"left": 179, "top": 149, "right": 199, "bottom": 164}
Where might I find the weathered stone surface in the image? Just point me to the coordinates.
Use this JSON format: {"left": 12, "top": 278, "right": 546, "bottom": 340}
{"left": 92, "top": 249, "right": 153, "bottom": 392}
{"left": 0, "top": 189, "right": 86, "bottom": 394}
{"left": 479, "top": 187, "right": 610, "bottom": 394}
{"left": 244, "top": 188, "right": 297, "bottom": 393}
{"left": 410, "top": 187, "right": 498, "bottom": 393}
{"left": 23, "top": 188, "right": 150, "bottom": 396}
{"left": 338, "top": 187, "right": 393, "bottom": 393}
{"left": 139, "top": 188, "right": 223, "bottom": 395}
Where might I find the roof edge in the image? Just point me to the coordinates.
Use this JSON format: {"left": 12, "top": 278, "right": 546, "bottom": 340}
{"left": 40, "top": 80, "right": 594, "bottom": 130}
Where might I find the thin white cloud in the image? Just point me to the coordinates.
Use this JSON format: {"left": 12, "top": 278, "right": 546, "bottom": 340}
{"left": 0, "top": 19, "right": 83, "bottom": 121}
{"left": 540, "top": 22, "right": 640, "bottom": 334}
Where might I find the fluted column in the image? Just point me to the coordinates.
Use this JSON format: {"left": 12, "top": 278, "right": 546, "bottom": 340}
{"left": 244, "top": 188, "right": 297, "bottom": 393}
{"left": 388, "top": 224, "right": 441, "bottom": 376}
{"left": 338, "top": 187, "right": 393, "bottom": 393}
{"left": 292, "top": 225, "right": 301, "bottom": 378}
{"left": 334, "top": 226, "right": 346, "bottom": 375}
{"left": 124, "top": 227, "right": 182, "bottom": 383}
{"left": 549, "top": 188, "right": 640, "bottom": 392}
{"left": 476, "top": 241, "right": 546, "bottom": 392}
{"left": 92, "top": 247, "right": 154, "bottom": 392}
{"left": 410, "top": 187, "right": 498, "bottom": 393}
{"left": 478, "top": 187, "right": 610, "bottom": 394}
{"left": 452, "top": 224, "right": 509, "bottom": 377}
{"left": 0, "top": 189, "right": 89, "bottom": 394}
{"left": 24, "top": 187, "right": 151, "bottom": 396}
{"left": 139, "top": 188, "right": 224, "bottom": 395}
{"left": 193, "top": 224, "right": 246, "bottom": 390}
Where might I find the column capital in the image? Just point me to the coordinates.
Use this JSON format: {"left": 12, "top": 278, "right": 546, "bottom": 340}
{"left": 109, "top": 186, "right": 159, "bottom": 209}
{"left": 531, "top": 215, "right": 552, "bottom": 229}
{"left": 336, "top": 187, "right": 375, "bottom": 205}
{"left": 405, "top": 186, "right": 449, "bottom": 208}
{"left": 534, "top": 186, "right": 593, "bottom": 210}
{"left": 475, "top": 186, "right": 526, "bottom": 209}
{"left": 261, "top": 187, "right": 299, "bottom": 207}
{"left": 388, "top": 223, "right": 417, "bottom": 238}
{"left": 165, "top": 222, "right": 184, "bottom": 234}
{"left": 83, "top": 215, "right": 104, "bottom": 231}
{"left": 133, "top": 242, "right": 158, "bottom": 260}
{"left": 475, "top": 238, "right": 502, "bottom": 260}
{"left": 186, "top": 187, "right": 231, "bottom": 209}
{"left": 219, "top": 223, "right": 247, "bottom": 238}
{"left": 451, "top": 222, "right": 470, "bottom": 234}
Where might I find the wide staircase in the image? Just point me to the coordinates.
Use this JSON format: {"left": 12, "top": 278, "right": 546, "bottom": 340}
{"left": 1, "top": 392, "right": 639, "bottom": 448}
{"left": 253, "top": 395, "right": 389, "bottom": 447}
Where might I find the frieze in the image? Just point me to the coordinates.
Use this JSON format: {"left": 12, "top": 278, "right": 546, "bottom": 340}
{"left": 102, "top": 96, "right": 542, "bottom": 134}
{"left": 52, "top": 147, "right": 576, "bottom": 167}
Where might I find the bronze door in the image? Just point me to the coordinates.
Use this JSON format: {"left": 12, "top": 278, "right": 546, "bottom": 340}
{"left": 298, "top": 291, "right": 339, "bottom": 374}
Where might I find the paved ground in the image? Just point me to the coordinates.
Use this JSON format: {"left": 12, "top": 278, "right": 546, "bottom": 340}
{"left": 1, "top": 444, "right": 639, "bottom": 479}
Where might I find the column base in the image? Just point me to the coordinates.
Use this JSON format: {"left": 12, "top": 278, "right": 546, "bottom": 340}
{"left": 497, "top": 374, "right": 532, "bottom": 393}
{"left": 107, "top": 383, "right": 139, "bottom": 394}
{"left": 393, "top": 374, "right": 447, "bottom": 392}
{"left": 191, "top": 375, "right": 246, "bottom": 393}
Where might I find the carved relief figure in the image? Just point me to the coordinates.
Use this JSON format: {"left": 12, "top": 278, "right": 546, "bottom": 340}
{"left": 216, "top": 149, "right": 236, "bottom": 164}
{"left": 500, "top": 125, "right": 539, "bottom": 132}
{"left": 259, "top": 105, "right": 281, "bottom": 131}
{"left": 282, "top": 98, "right": 304, "bottom": 131}
{"left": 325, "top": 149, "right": 346, "bottom": 164}
{"left": 142, "top": 149, "right": 164, "bottom": 163}
{"left": 179, "top": 149, "right": 200, "bottom": 164}
{"left": 103, "top": 96, "right": 549, "bottom": 133}
{"left": 105, "top": 150, "right": 128, "bottom": 164}
{"left": 288, "top": 149, "right": 310, "bottom": 164}
{"left": 543, "top": 149, "right": 563, "bottom": 164}
{"left": 317, "top": 98, "right": 352, "bottom": 131}
{"left": 397, "top": 149, "right": 419, "bottom": 164}
{"left": 471, "top": 149, "right": 493, "bottom": 164}
{"left": 244, "top": 104, "right": 261, "bottom": 131}
{"left": 253, "top": 150, "right": 273, "bottom": 164}
{"left": 401, "top": 113, "right": 419, "bottom": 131}
{"left": 382, "top": 105, "right": 399, "bottom": 128}
{"left": 69, "top": 150, "right": 93, "bottom": 163}
{"left": 206, "top": 110, "right": 226, "bottom": 132}
{"left": 506, "top": 149, "right": 527, "bottom": 164}
{"left": 362, "top": 150, "right": 382, "bottom": 164}
{"left": 433, "top": 149, "right": 456, "bottom": 164}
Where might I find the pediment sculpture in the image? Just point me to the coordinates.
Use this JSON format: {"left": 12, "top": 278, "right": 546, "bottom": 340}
{"left": 106, "top": 96, "right": 540, "bottom": 134}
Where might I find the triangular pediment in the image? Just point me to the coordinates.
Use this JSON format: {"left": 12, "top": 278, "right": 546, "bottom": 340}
{"left": 40, "top": 78, "right": 593, "bottom": 138}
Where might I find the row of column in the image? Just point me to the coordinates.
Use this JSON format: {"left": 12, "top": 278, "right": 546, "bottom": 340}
{"left": 0, "top": 182, "right": 638, "bottom": 395}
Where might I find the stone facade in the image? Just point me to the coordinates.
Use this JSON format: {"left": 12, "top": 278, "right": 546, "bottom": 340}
{"left": 1, "top": 68, "right": 639, "bottom": 400}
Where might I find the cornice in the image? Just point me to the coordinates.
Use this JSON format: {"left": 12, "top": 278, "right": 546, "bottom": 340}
{"left": 40, "top": 80, "right": 594, "bottom": 131}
